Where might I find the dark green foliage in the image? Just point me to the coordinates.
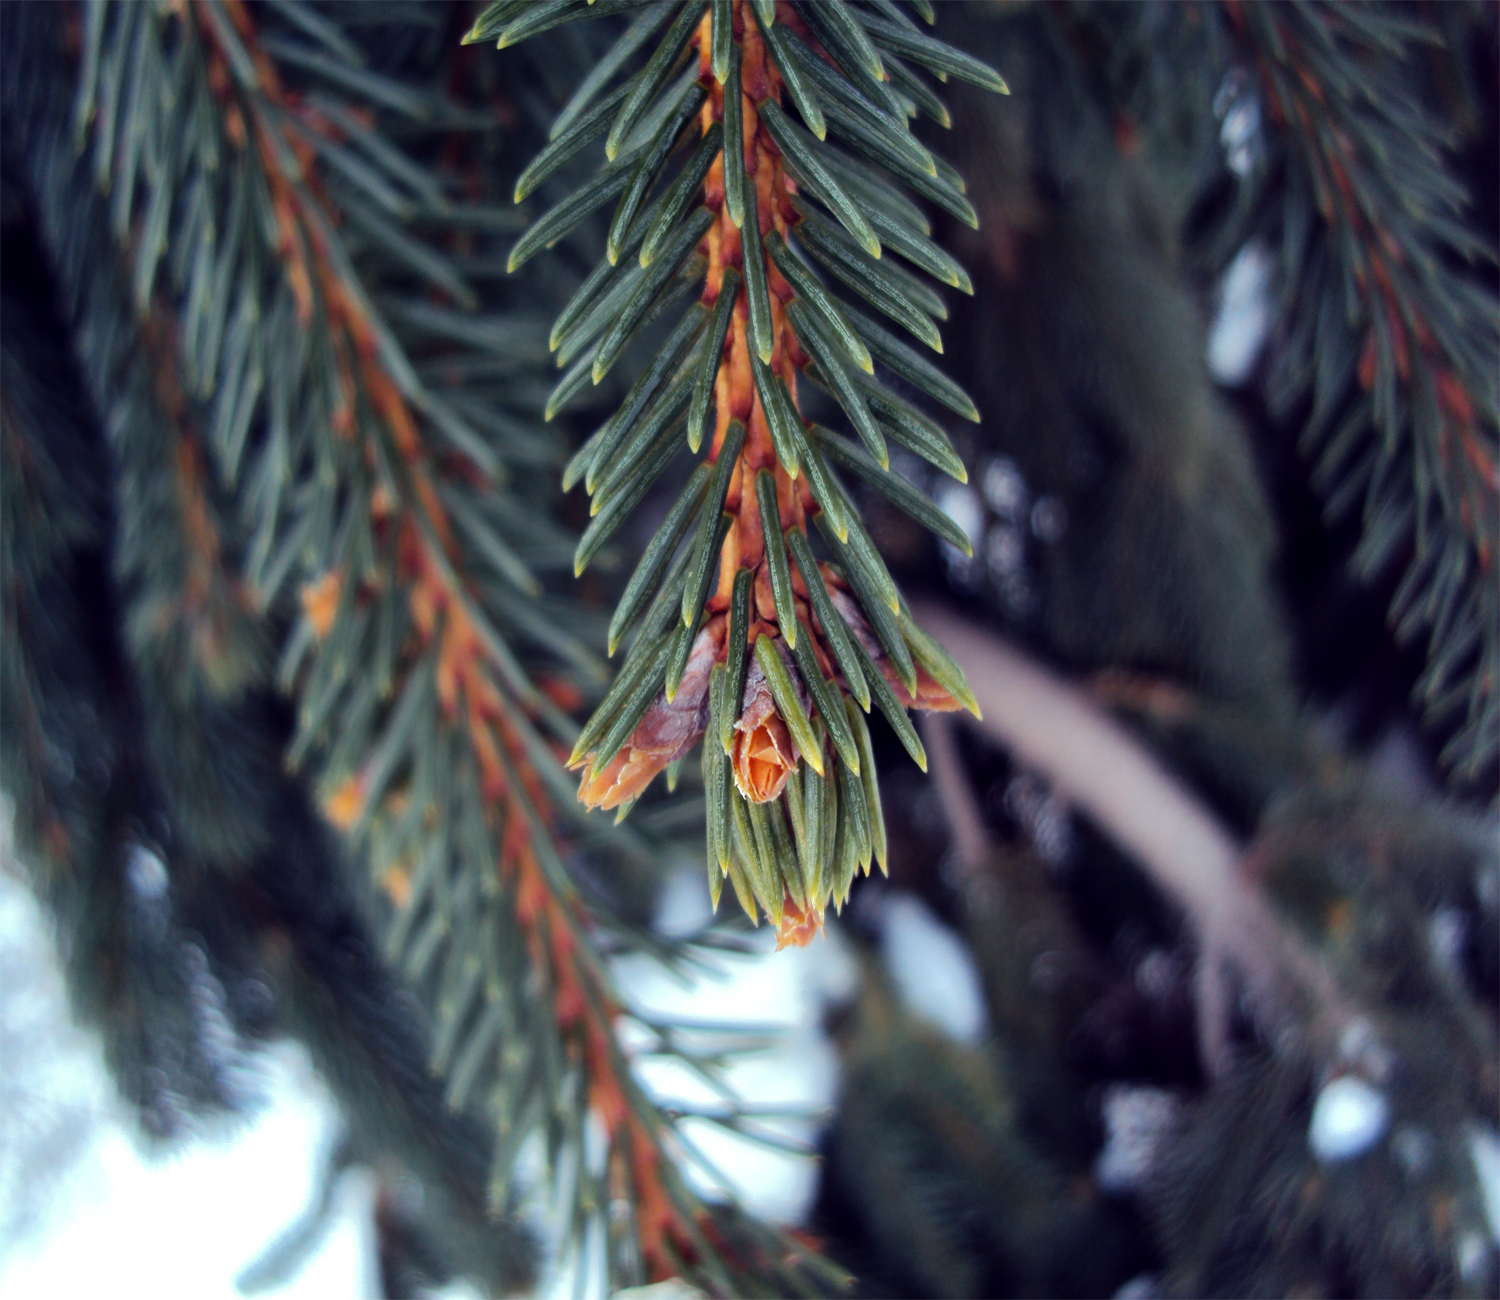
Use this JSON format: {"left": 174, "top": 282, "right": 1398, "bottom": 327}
{"left": 1, "top": 113, "right": 535, "bottom": 1292}
{"left": 1152, "top": 1056, "right": 1486, "bottom": 1298}
{"left": 929, "top": 3, "right": 1498, "bottom": 790}
{"left": 809, "top": 8, "right": 1497, "bottom": 1298}
{"left": 939, "top": 7, "right": 1297, "bottom": 722}
{"left": 1140, "top": 785, "right": 1494, "bottom": 1300}
{"left": 820, "top": 975, "right": 1140, "bottom": 1300}
{"left": 1, "top": 2, "right": 845, "bottom": 1293}
{"left": 1219, "top": 4, "right": 1499, "bottom": 782}
{"left": 5, "top": 2, "right": 1498, "bottom": 1297}
{"left": 2, "top": 197, "right": 233, "bottom": 1135}
{"left": 486, "top": 0, "right": 997, "bottom": 942}
{"left": 1155, "top": 784, "right": 1500, "bottom": 1297}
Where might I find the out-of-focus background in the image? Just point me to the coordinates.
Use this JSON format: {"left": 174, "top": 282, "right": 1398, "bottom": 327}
{"left": 0, "top": 820, "right": 963, "bottom": 1297}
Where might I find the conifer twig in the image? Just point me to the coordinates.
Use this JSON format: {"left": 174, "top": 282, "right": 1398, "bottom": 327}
{"left": 920, "top": 713, "right": 991, "bottom": 878}
{"left": 488, "top": 0, "right": 1002, "bottom": 947}
{"left": 3, "top": 2, "right": 844, "bottom": 1290}
{"left": 1223, "top": 0, "right": 1499, "bottom": 783}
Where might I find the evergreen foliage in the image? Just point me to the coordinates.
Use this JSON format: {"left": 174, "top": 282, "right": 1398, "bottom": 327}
{"left": 1, "top": 1, "right": 852, "bottom": 1290}
{"left": 1, "top": 2, "right": 1496, "bottom": 1298}
{"left": 1214, "top": 1, "right": 1499, "bottom": 784}
{"left": 477, "top": 0, "right": 1005, "bottom": 946}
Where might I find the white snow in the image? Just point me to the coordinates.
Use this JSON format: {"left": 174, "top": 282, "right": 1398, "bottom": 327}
{"left": 0, "top": 847, "right": 856, "bottom": 1299}
{"left": 0, "top": 849, "right": 391, "bottom": 1300}
{"left": 934, "top": 481, "right": 985, "bottom": 589}
{"left": 609, "top": 867, "right": 857, "bottom": 1224}
{"left": 876, "top": 891, "right": 988, "bottom": 1046}
{"left": 981, "top": 458, "right": 1028, "bottom": 520}
{"left": 1208, "top": 242, "right": 1273, "bottom": 385}
{"left": 1215, "top": 69, "right": 1263, "bottom": 178}
{"left": 1467, "top": 1125, "right": 1500, "bottom": 1244}
{"left": 935, "top": 482, "right": 983, "bottom": 549}
{"left": 1456, "top": 1230, "right": 1491, "bottom": 1288}
{"left": 1308, "top": 1074, "right": 1389, "bottom": 1163}
{"left": 1095, "top": 1085, "right": 1180, "bottom": 1195}
{"left": 616, "top": 1281, "right": 709, "bottom": 1300}
{"left": 0, "top": 1039, "right": 375, "bottom": 1300}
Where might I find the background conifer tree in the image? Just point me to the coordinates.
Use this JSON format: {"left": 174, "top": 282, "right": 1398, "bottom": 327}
{"left": 2, "top": 2, "right": 1496, "bottom": 1298}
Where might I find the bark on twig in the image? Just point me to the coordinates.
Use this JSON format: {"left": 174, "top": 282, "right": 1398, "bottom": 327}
{"left": 921, "top": 713, "right": 993, "bottom": 879}
{"left": 914, "top": 605, "right": 1372, "bottom": 1078}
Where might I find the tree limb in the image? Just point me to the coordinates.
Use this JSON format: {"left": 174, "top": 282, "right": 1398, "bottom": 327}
{"left": 915, "top": 605, "right": 1374, "bottom": 1079}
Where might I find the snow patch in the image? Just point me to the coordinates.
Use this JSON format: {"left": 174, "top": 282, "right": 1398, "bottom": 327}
{"left": 878, "top": 892, "right": 988, "bottom": 1045}
{"left": 1095, "top": 1086, "right": 1179, "bottom": 1195}
{"left": 0, "top": 1041, "right": 371, "bottom": 1300}
{"left": 1308, "top": 1075, "right": 1389, "bottom": 1163}
{"left": 1208, "top": 242, "right": 1273, "bottom": 385}
{"left": 610, "top": 883, "right": 856, "bottom": 1223}
{"left": 654, "top": 862, "right": 717, "bottom": 938}
{"left": 1467, "top": 1125, "right": 1500, "bottom": 1244}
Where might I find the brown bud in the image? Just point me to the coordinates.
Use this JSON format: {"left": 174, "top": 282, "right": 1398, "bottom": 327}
{"left": 300, "top": 570, "right": 342, "bottom": 639}
{"left": 829, "top": 587, "right": 961, "bottom": 712}
{"left": 730, "top": 643, "right": 806, "bottom": 804}
{"left": 576, "top": 621, "right": 724, "bottom": 810}
{"left": 774, "top": 896, "right": 824, "bottom": 950}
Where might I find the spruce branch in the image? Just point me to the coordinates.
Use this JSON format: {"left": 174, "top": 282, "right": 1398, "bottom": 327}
{"left": 3, "top": 103, "right": 540, "bottom": 1298}
{"left": 0, "top": 200, "right": 242, "bottom": 1131}
{"left": 485, "top": 0, "right": 1004, "bottom": 946}
{"left": 1223, "top": 0, "right": 1499, "bottom": 784}
{"left": 7, "top": 2, "right": 859, "bottom": 1293}
{"left": 176, "top": 7, "right": 838, "bottom": 1292}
